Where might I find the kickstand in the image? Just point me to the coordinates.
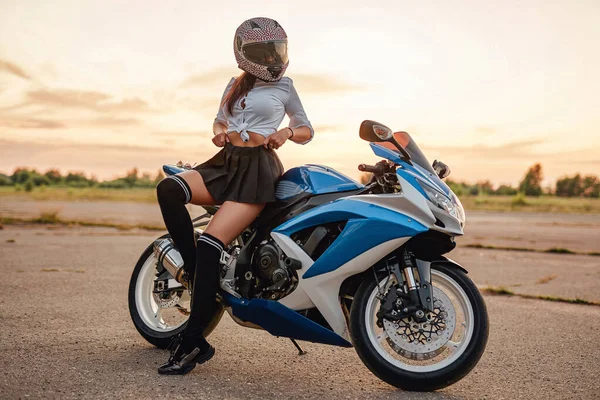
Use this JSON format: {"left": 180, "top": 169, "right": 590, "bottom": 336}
{"left": 290, "top": 339, "right": 307, "bottom": 356}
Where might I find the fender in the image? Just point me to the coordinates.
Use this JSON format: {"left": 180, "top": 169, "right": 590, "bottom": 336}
{"left": 431, "top": 256, "right": 469, "bottom": 275}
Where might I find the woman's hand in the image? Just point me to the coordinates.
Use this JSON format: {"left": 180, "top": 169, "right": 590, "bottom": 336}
{"left": 263, "top": 128, "right": 292, "bottom": 150}
{"left": 212, "top": 132, "right": 230, "bottom": 147}
{"left": 176, "top": 161, "right": 193, "bottom": 169}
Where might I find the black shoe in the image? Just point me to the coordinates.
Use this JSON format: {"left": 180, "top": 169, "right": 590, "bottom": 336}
{"left": 157, "top": 336, "right": 215, "bottom": 376}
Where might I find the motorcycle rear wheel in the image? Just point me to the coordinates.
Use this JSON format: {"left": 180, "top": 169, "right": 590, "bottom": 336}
{"left": 349, "top": 264, "right": 489, "bottom": 391}
{"left": 128, "top": 234, "right": 224, "bottom": 349}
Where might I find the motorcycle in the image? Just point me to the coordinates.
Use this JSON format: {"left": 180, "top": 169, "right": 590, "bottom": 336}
{"left": 128, "top": 120, "right": 489, "bottom": 391}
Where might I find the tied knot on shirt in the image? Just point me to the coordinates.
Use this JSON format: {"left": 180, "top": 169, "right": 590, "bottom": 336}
{"left": 238, "top": 122, "right": 250, "bottom": 142}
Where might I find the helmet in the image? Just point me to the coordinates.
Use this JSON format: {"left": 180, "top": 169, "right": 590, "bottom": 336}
{"left": 234, "top": 17, "right": 289, "bottom": 82}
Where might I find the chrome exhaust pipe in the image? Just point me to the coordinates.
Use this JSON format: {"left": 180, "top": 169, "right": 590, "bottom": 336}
{"left": 153, "top": 238, "right": 189, "bottom": 288}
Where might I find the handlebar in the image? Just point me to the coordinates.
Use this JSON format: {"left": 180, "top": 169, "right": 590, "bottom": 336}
{"left": 358, "top": 163, "right": 385, "bottom": 176}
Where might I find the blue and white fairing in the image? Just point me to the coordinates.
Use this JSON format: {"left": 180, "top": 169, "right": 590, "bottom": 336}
{"left": 369, "top": 143, "right": 466, "bottom": 233}
{"left": 275, "top": 164, "right": 363, "bottom": 200}
{"left": 267, "top": 135, "right": 465, "bottom": 343}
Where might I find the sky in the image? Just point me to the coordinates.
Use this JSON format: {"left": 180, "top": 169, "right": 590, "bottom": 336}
{"left": 0, "top": 0, "right": 599, "bottom": 186}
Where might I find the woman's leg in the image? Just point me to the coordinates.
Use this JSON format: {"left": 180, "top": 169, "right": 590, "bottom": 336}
{"left": 156, "top": 170, "right": 216, "bottom": 278}
{"left": 182, "top": 201, "right": 265, "bottom": 351}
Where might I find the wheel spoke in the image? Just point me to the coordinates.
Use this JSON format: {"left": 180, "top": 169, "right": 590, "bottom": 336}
{"left": 446, "top": 340, "right": 460, "bottom": 352}
{"left": 376, "top": 331, "right": 389, "bottom": 345}
{"left": 154, "top": 308, "right": 164, "bottom": 325}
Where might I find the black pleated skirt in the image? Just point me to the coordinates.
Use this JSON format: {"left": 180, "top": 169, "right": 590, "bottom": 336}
{"left": 193, "top": 143, "right": 284, "bottom": 204}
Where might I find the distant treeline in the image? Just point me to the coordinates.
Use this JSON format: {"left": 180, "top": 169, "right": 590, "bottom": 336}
{"left": 2, "top": 164, "right": 599, "bottom": 198}
{"left": 0, "top": 167, "right": 164, "bottom": 191}
{"left": 446, "top": 163, "right": 599, "bottom": 198}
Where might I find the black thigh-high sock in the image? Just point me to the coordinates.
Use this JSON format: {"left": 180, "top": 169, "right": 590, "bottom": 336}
{"left": 182, "top": 232, "right": 224, "bottom": 353}
{"left": 156, "top": 176, "right": 196, "bottom": 277}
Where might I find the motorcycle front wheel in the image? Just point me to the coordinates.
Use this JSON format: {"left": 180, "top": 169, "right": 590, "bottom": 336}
{"left": 128, "top": 234, "right": 224, "bottom": 349}
{"left": 350, "top": 264, "right": 489, "bottom": 391}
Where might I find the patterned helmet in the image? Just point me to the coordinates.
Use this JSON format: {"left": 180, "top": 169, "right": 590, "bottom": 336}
{"left": 234, "top": 17, "right": 289, "bottom": 82}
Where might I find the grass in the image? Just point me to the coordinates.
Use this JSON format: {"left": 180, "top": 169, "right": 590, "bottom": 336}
{"left": 461, "top": 194, "right": 600, "bottom": 214}
{"left": 466, "top": 243, "right": 535, "bottom": 252}
{"left": 0, "top": 186, "right": 157, "bottom": 203}
{"left": 466, "top": 243, "right": 595, "bottom": 257}
{"left": 2, "top": 186, "right": 600, "bottom": 214}
{"left": 545, "top": 247, "right": 576, "bottom": 255}
{"left": 481, "top": 286, "right": 600, "bottom": 306}
{"left": 0, "top": 213, "right": 164, "bottom": 231}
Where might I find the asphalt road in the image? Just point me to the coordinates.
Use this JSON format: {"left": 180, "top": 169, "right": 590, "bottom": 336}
{"left": 1, "top": 225, "right": 599, "bottom": 399}
{"left": 2, "top": 196, "right": 600, "bottom": 253}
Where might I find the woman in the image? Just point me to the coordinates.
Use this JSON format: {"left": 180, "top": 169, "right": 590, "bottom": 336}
{"left": 155, "top": 17, "right": 314, "bottom": 375}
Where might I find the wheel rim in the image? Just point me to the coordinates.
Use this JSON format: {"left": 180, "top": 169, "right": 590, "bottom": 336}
{"left": 134, "top": 253, "right": 189, "bottom": 332}
{"left": 364, "top": 270, "right": 475, "bottom": 373}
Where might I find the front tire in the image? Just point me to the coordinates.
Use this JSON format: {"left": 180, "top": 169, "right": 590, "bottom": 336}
{"left": 128, "top": 235, "right": 224, "bottom": 349}
{"left": 349, "top": 264, "right": 489, "bottom": 391}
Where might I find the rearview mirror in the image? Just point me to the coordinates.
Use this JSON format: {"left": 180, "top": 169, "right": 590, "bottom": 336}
{"left": 432, "top": 160, "right": 451, "bottom": 179}
{"left": 359, "top": 120, "right": 412, "bottom": 163}
{"left": 359, "top": 120, "right": 393, "bottom": 142}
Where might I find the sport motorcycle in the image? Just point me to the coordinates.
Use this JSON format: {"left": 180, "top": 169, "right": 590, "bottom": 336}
{"left": 128, "top": 120, "right": 489, "bottom": 391}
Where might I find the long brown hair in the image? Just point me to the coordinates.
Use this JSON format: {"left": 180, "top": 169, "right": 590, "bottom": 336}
{"left": 222, "top": 72, "right": 257, "bottom": 115}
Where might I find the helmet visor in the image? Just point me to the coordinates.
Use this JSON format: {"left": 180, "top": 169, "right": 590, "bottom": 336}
{"left": 242, "top": 41, "right": 288, "bottom": 66}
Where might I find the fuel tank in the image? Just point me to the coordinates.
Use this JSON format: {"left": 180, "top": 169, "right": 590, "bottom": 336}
{"left": 275, "top": 164, "right": 364, "bottom": 200}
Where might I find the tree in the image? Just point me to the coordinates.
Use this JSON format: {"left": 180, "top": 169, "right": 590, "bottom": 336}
{"left": 556, "top": 174, "right": 600, "bottom": 198}
{"left": 11, "top": 167, "right": 35, "bottom": 184}
{"left": 519, "top": 163, "right": 543, "bottom": 196}
{"left": 476, "top": 180, "right": 494, "bottom": 195}
{"left": 495, "top": 184, "right": 518, "bottom": 196}
{"left": 123, "top": 168, "right": 139, "bottom": 187}
{"left": 582, "top": 175, "right": 600, "bottom": 198}
{"left": 65, "top": 171, "right": 93, "bottom": 187}
{"left": 0, "top": 173, "right": 12, "bottom": 186}
{"left": 44, "top": 169, "right": 62, "bottom": 184}
{"left": 556, "top": 174, "right": 582, "bottom": 197}
{"left": 153, "top": 169, "right": 165, "bottom": 184}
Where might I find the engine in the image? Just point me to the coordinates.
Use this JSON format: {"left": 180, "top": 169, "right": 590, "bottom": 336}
{"left": 252, "top": 240, "right": 299, "bottom": 300}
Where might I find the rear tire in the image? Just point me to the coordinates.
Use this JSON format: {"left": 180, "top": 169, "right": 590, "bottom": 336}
{"left": 128, "top": 235, "right": 224, "bottom": 349}
{"left": 349, "top": 264, "right": 489, "bottom": 391}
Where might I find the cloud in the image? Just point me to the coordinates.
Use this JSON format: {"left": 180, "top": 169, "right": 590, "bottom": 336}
{"left": 0, "top": 117, "right": 65, "bottom": 129}
{"left": 421, "top": 139, "right": 600, "bottom": 184}
{"left": 313, "top": 124, "right": 345, "bottom": 134}
{"left": 25, "top": 88, "right": 151, "bottom": 113}
{"left": 180, "top": 68, "right": 239, "bottom": 89}
{"left": 475, "top": 126, "right": 496, "bottom": 135}
{"left": 0, "top": 138, "right": 213, "bottom": 180}
{"left": 424, "top": 139, "right": 544, "bottom": 161}
{"left": 0, "top": 114, "right": 141, "bottom": 129}
{"left": 0, "top": 59, "right": 31, "bottom": 80}
{"left": 179, "top": 68, "right": 362, "bottom": 95}
{"left": 291, "top": 73, "right": 363, "bottom": 94}
{"left": 152, "top": 130, "right": 212, "bottom": 138}
{"left": 79, "top": 117, "right": 141, "bottom": 127}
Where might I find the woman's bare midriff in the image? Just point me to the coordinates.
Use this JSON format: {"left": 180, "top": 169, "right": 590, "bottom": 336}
{"left": 228, "top": 131, "right": 268, "bottom": 147}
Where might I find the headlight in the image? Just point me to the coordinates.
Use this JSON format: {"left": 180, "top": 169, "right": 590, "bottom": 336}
{"left": 419, "top": 182, "right": 465, "bottom": 224}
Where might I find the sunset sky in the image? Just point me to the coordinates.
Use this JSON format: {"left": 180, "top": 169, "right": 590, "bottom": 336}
{"left": 1, "top": 0, "right": 599, "bottom": 186}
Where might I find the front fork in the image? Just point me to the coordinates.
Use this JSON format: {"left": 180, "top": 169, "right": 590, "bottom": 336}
{"left": 376, "top": 249, "right": 434, "bottom": 325}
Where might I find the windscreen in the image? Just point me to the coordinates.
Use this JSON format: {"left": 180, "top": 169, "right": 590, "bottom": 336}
{"left": 378, "top": 132, "right": 436, "bottom": 175}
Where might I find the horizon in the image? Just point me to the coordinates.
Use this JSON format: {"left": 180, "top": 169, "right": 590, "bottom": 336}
{"left": 1, "top": 0, "right": 599, "bottom": 186}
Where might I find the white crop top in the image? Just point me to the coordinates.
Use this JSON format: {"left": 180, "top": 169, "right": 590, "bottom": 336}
{"left": 214, "top": 77, "right": 314, "bottom": 144}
